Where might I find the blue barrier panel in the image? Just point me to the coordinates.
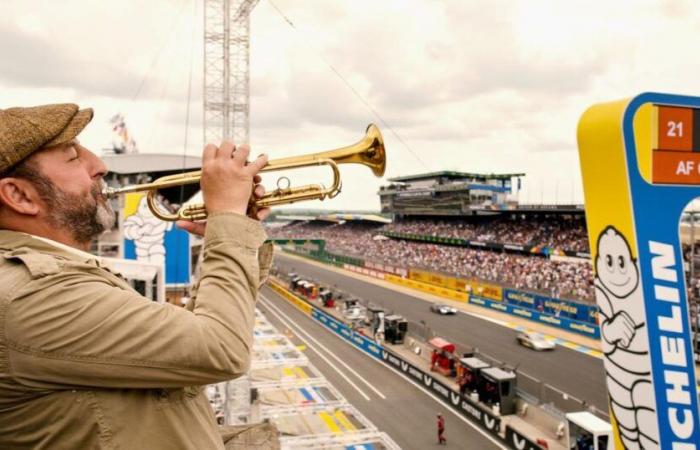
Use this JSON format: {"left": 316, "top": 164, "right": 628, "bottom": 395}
{"left": 472, "top": 296, "right": 601, "bottom": 339}
{"left": 310, "top": 309, "right": 383, "bottom": 359}
{"left": 503, "top": 288, "right": 598, "bottom": 324}
{"left": 380, "top": 348, "right": 502, "bottom": 439}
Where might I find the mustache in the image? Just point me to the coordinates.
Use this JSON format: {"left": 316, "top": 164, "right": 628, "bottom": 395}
{"left": 91, "top": 180, "right": 106, "bottom": 201}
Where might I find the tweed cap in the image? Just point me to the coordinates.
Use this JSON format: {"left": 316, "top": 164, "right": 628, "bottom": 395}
{"left": 0, "top": 103, "right": 93, "bottom": 174}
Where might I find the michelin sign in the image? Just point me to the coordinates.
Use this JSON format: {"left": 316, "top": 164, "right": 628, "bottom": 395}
{"left": 578, "top": 93, "right": 700, "bottom": 449}
{"left": 122, "top": 193, "right": 190, "bottom": 285}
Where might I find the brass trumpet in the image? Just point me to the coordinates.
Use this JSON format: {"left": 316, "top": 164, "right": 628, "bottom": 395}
{"left": 103, "top": 124, "right": 386, "bottom": 221}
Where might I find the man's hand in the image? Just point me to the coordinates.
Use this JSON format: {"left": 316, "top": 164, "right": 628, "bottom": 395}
{"left": 176, "top": 143, "right": 270, "bottom": 236}
{"left": 603, "top": 311, "right": 636, "bottom": 348}
{"left": 201, "top": 141, "right": 267, "bottom": 215}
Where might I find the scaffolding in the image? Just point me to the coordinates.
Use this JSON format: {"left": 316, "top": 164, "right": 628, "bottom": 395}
{"left": 203, "top": 0, "right": 259, "bottom": 145}
{"left": 241, "top": 310, "right": 401, "bottom": 449}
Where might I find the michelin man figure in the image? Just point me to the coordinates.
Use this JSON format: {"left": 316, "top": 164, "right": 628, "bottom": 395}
{"left": 594, "top": 226, "right": 658, "bottom": 449}
{"left": 123, "top": 196, "right": 173, "bottom": 266}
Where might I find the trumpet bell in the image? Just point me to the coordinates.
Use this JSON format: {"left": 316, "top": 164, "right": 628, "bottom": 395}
{"left": 355, "top": 124, "right": 386, "bottom": 177}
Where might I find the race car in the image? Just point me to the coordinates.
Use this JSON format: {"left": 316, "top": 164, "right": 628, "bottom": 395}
{"left": 516, "top": 331, "right": 556, "bottom": 351}
{"left": 430, "top": 303, "right": 457, "bottom": 315}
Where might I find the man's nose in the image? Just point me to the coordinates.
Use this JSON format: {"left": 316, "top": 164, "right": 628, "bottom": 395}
{"left": 84, "top": 148, "right": 108, "bottom": 178}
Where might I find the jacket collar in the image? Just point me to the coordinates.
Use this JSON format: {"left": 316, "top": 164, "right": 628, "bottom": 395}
{"left": 0, "top": 229, "right": 98, "bottom": 264}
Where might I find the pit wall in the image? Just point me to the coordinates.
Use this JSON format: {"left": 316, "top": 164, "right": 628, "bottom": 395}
{"left": 281, "top": 246, "right": 600, "bottom": 339}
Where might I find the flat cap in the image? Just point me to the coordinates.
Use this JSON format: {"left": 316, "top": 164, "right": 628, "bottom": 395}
{"left": 0, "top": 103, "right": 93, "bottom": 174}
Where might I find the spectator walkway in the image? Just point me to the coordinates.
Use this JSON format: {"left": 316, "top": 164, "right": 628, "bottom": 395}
{"left": 249, "top": 310, "right": 401, "bottom": 449}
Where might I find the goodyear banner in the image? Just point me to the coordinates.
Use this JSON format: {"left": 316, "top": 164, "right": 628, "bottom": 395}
{"left": 503, "top": 289, "right": 598, "bottom": 324}
{"left": 122, "top": 193, "right": 190, "bottom": 285}
{"left": 578, "top": 93, "right": 700, "bottom": 448}
{"left": 468, "top": 296, "right": 600, "bottom": 339}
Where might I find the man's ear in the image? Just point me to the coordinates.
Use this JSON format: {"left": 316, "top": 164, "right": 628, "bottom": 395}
{"left": 0, "top": 177, "right": 41, "bottom": 215}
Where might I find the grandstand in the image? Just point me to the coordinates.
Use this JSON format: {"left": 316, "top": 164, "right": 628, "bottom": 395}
{"left": 267, "top": 170, "right": 700, "bottom": 338}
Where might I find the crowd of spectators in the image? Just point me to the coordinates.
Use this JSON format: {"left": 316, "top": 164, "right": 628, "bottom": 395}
{"left": 266, "top": 220, "right": 595, "bottom": 301}
{"left": 383, "top": 217, "right": 590, "bottom": 253}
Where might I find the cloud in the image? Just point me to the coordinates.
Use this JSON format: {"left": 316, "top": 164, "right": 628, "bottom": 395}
{"left": 1, "top": 0, "right": 699, "bottom": 210}
{"left": 0, "top": 27, "right": 127, "bottom": 95}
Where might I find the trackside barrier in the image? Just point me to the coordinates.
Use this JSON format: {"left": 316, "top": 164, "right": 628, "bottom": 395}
{"left": 505, "top": 426, "right": 544, "bottom": 450}
{"left": 502, "top": 289, "right": 598, "bottom": 324}
{"left": 467, "top": 296, "right": 601, "bottom": 339}
{"left": 311, "top": 309, "right": 383, "bottom": 360}
{"left": 342, "top": 264, "right": 386, "bottom": 280}
{"left": 344, "top": 263, "right": 470, "bottom": 303}
{"left": 267, "top": 280, "right": 538, "bottom": 448}
{"left": 269, "top": 280, "right": 381, "bottom": 360}
{"left": 379, "top": 347, "right": 503, "bottom": 441}
{"left": 268, "top": 282, "right": 313, "bottom": 316}
{"left": 383, "top": 274, "right": 470, "bottom": 302}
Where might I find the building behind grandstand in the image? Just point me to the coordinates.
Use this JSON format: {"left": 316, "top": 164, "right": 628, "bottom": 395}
{"left": 379, "top": 171, "right": 525, "bottom": 217}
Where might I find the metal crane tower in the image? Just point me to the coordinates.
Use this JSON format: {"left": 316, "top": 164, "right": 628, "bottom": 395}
{"left": 203, "top": 0, "right": 260, "bottom": 146}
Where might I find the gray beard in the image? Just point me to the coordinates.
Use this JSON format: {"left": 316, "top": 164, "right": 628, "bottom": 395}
{"left": 45, "top": 182, "right": 116, "bottom": 245}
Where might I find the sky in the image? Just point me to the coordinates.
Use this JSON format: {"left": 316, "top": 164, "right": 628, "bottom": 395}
{"left": 2, "top": 0, "right": 700, "bottom": 211}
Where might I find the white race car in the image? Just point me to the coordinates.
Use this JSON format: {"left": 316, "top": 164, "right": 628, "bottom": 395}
{"left": 516, "top": 331, "right": 556, "bottom": 351}
{"left": 430, "top": 303, "right": 457, "bottom": 315}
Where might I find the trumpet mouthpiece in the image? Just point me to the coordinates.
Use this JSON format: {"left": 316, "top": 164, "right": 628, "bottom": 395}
{"left": 102, "top": 186, "right": 117, "bottom": 199}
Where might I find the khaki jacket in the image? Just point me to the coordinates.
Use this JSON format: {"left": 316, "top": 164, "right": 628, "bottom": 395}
{"left": 0, "top": 213, "right": 273, "bottom": 449}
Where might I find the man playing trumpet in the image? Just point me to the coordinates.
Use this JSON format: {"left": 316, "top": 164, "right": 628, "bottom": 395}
{"left": 0, "top": 103, "right": 273, "bottom": 449}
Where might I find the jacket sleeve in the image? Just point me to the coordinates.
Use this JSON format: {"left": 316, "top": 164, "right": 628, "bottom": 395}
{"left": 4, "top": 213, "right": 270, "bottom": 389}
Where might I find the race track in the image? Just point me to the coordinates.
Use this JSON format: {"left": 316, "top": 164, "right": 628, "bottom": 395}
{"left": 259, "top": 286, "right": 505, "bottom": 449}
{"left": 273, "top": 252, "right": 609, "bottom": 412}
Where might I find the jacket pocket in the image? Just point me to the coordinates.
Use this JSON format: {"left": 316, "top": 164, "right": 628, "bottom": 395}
{"left": 153, "top": 386, "right": 201, "bottom": 409}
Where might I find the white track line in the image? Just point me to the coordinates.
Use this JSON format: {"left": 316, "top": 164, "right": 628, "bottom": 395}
{"left": 262, "top": 291, "right": 507, "bottom": 450}
{"left": 261, "top": 294, "right": 386, "bottom": 400}
{"left": 259, "top": 296, "right": 371, "bottom": 401}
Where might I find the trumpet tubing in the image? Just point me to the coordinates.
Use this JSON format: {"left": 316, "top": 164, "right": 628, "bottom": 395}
{"left": 103, "top": 124, "right": 386, "bottom": 221}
